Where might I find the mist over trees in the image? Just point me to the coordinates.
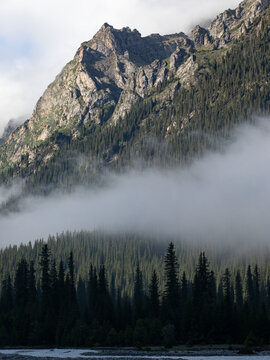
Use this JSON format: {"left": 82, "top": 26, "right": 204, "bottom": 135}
{"left": 0, "top": 238, "right": 270, "bottom": 346}
{"left": 0, "top": 5, "right": 269, "bottom": 195}
{"left": 0, "top": 2, "right": 269, "bottom": 350}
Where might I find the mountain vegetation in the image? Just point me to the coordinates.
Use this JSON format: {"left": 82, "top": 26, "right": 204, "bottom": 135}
{"left": 1, "top": 241, "right": 270, "bottom": 346}
{"left": 1, "top": 231, "right": 270, "bottom": 297}
{"left": 0, "top": 0, "right": 270, "bottom": 347}
{"left": 0, "top": 0, "right": 269, "bottom": 196}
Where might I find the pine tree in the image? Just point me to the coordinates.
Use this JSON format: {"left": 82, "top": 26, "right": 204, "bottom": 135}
{"left": 134, "top": 263, "right": 144, "bottom": 319}
{"left": 235, "top": 270, "right": 243, "bottom": 308}
{"left": 13, "top": 258, "right": 30, "bottom": 345}
{"left": 181, "top": 271, "right": 188, "bottom": 305}
{"left": 1, "top": 274, "right": 13, "bottom": 312}
{"left": 40, "top": 244, "right": 51, "bottom": 310}
{"left": 246, "top": 265, "right": 254, "bottom": 305}
{"left": 39, "top": 245, "right": 55, "bottom": 344}
{"left": 50, "top": 259, "right": 58, "bottom": 314}
{"left": 14, "top": 258, "right": 29, "bottom": 309}
{"left": 223, "top": 268, "right": 232, "bottom": 307}
{"left": 163, "top": 242, "right": 180, "bottom": 307}
{"left": 88, "top": 264, "right": 98, "bottom": 322}
{"left": 192, "top": 252, "right": 215, "bottom": 343}
{"left": 28, "top": 261, "right": 37, "bottom": 305}
{"left": 96, "top": 264, "right": 113, "bottom": 324}
{"left": 58, "top": 259, "right": 65, "bottom": 307}
{"left": 253, "top": 264, "right": 260, "bottom": 307}
{"left": 193, "top": 252, "right": 211, "bottom": 304}
{"left": 77, "top": 276, "right": 87, "bottom": 313}
{"left": 149, "top": 270, "right": 160, "bottom": 317}
{"left": 67, "top": 251, "right": 77, "bottom": 307}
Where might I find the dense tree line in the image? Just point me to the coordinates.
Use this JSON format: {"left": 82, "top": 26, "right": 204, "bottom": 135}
{"left": 0, "top": 241, "right": 270, "bottom": 346}
{"left": 0, "top": 6, "right": 269, "bottom": 193}
{"left": 1, "top": 231, "right": 270, "bottom": 298}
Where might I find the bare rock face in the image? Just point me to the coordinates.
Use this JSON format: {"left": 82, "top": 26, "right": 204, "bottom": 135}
{"left": 0, "top": 24, "right": 194, "bottom": 170}
{"left": 190, "top": 26, "right": 212, "bottom": 48}
{"left": 208, "top": 0, "right": 269, "bottom": 48}
{"left": 0, "top": 0, "right": 268, "bottom": 173}
{"left": 189, "top": 0, "right": 269, "bottom": 50}
{"left": 0, "top": 118, "right": 24, "bottom": 145}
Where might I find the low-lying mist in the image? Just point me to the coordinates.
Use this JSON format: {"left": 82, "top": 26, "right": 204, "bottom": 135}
{"left": 1, "top": 119, "right": 270, "bottom": 248}
{"left": 0, "top": 180, "right": 24, "bottom": 209}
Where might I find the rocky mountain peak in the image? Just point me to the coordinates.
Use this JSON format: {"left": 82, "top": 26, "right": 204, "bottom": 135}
{"left": 0, "top": 118, "right": 24, "bottom": 146}
{"left": 0, "top": 0, "right": 269, "bottom": 177}
{"left": 84, "top": 23, "right": 142, "bottom": 58}
{"left": 207, "top": 0, "right": 269, "bottom": 48}
{"left": 100, "top": 22, "right": 111, "bottom": 31}
{"left": 189, "top": 25, "right": 212, "bottom": 47}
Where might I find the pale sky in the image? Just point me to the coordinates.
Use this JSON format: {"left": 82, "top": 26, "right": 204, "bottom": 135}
{"left": 0, "top": 0, "right": 240, "bottom": 134}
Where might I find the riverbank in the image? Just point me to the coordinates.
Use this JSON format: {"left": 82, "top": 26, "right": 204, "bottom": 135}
{"left": 1, "top": 347, "right": 270, "bottom": 359}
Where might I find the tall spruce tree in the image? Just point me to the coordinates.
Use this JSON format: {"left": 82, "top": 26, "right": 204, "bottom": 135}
{"left": 1, "top": 274, "right": 13, "bottom": 312}
{"left": 235, "top": 270, "right": 243, "bottom": 308}
{"left": 13, "top": 259, "right": 29, "bottom": 344}
{"left": 40, "top": 244, "right": 51, "bottom": 310}
{"left": 149, "top": 270, "right": 160, "bottom": 317}
{"left": 163, "top": 242, "right": 180, "bottom": 307}
{"left": 134, "top": 263, "right": 144, "bottom": 319}
{"left": 192, "top": 252, "right": 216, "bottom": 343}
{"left": 88, "top": 264, "right": 98, "bottom": 322}
{"left": 246, "top": 265, "right": 254, "bottom": 305}
{"left": 193, "top": 252, "right": 212, "bottom": 304}
{"left": 253, "top": 264, "right": 260, "bottom": 307}
{"left": 28, "top": 261, "right": 37, "bottom": 305}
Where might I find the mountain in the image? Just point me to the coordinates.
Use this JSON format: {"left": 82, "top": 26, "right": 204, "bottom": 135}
{"left": 0, "top": 0, "right": 269, "bottom": 190}
{"left": 0, "top": 118, "right": 24, "bottom": 146}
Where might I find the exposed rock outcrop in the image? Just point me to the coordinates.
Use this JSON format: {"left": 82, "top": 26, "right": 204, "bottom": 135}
{"left": 208, "top": 0, "right": 269, "bottom": 48}
{"left": 190, "top": 26, "right": 212, "bottom": 48}
{"left": 0, "top": 118, "right": 24, "bottom": 146}
{"left": 0, "top": 0, "right": 268, "bottom": 175}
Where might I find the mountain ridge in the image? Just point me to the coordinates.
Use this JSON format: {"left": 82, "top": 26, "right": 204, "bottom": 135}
{"left": 0, "top": 0, "right": 269, "bottom": 188}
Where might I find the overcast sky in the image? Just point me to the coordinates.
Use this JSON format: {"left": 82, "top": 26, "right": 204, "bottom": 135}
{"left": 0, "top": 0, "right": 241, "bottom": 134}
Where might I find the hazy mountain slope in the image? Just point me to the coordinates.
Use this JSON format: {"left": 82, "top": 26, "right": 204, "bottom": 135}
{"left": 0, "top": 0, "right": 269, "bottom": 189}
{"left": 0, "top": 118, "right": 24, "bottom": 146}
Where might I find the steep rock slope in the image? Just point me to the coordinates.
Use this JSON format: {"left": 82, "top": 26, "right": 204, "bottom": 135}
{"left": 0, "top": 118, "right": 23, "bottom": 146}
{"left": 0, "top": 0, "right": 269, "bottom": 186}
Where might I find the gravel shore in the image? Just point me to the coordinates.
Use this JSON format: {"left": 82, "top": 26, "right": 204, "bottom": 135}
{"left": 1, "top": 348, "right": 270, "bottom": 360}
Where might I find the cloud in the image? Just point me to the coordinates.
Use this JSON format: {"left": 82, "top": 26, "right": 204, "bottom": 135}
{"left": 1, "top": 119, "right": 270, "bottom": 247}
{"left": 0, "top": 0, "right": 240, "bottom": 134}
{"left": 0, "top": 180, "right": 24, "bottom": 209}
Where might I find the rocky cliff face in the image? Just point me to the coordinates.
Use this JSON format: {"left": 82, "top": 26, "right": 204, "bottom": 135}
{"left": 207, "top": 0, "right": 269, "bottom": 48}
{"left": 0, "top": 118, "right": 23, "bottom": 146}
{"left": 0, "top": 0, "right": 268, "bottom": 177}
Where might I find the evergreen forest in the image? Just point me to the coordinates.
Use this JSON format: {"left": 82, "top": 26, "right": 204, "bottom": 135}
{"left": 1, "top": 236, "right": 270, "bottom": 347}
{"left": 0, "top": 5, "right": 269, "bottom": 195}
{"left": 0, "top": 1, "right": 270, "bottom": 350}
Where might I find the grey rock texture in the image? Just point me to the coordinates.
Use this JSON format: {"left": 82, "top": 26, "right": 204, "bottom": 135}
{"left": 0, "top": 0, "right": 268, "bottom": 173}
{"left": 0, "top": 118, "right": 24, "bottom": 146}
{"left": 190, "top": 26, "right": 212, "bottom": 48}
{"left": 208, "top": 0, "right": 269, "bottom": 48}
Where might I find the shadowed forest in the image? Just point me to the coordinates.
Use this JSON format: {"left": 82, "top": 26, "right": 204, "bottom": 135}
{"left": 1, "top": 239, "right": 270, "bottom": 347}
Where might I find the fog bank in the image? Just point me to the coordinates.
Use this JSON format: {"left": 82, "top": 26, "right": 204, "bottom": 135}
{"left": 0, "top": 120, "right": 270, "bottom": 247}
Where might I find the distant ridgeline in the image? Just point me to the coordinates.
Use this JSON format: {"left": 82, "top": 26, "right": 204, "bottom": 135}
{"left": 0, "top": 1, "right": 269, "bottom": 195}
{"left": 0, "top": 237, "right": 270, "bottom": 346}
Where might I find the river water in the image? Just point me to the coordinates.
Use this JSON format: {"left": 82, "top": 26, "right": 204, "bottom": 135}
{"left": 0, "top": 349, "right": 270, "bottom": 359}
